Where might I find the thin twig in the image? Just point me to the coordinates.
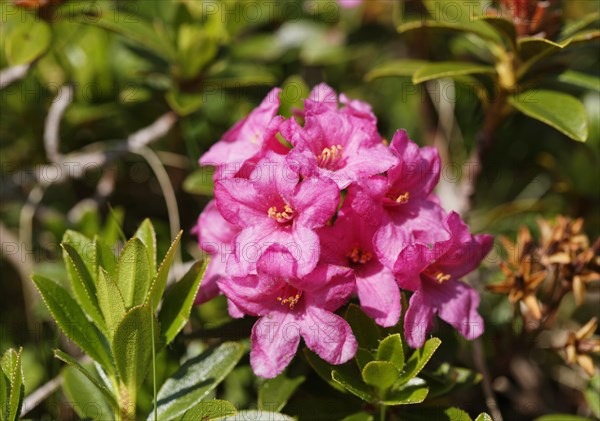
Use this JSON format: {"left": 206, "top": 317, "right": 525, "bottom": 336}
{"left": 473, "top": 338, "right": 504, "bottom": 421}
{"left": 20, "top": 374, "right": 63, "bottom": 417}
{"left": 135, "top": 146, "right": 182, "bottom": 279}
{"left": 0, "top": 63, "right": 31, "bottom": 90}
{"left": 44, "top": 85, "right": 73, "bottom": 163}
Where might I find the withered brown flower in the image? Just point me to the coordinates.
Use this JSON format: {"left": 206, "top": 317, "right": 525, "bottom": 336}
{"left": 564, "top": 318, "right": 600, "bottom": 376}
{"left": 486, "top": 0, "right": 562, "bottom": 38}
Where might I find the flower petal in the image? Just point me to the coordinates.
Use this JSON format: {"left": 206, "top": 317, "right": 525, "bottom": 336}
{"left": 355, "top": 261, "right": 401, "bottom": 327}
{"left": 301, "top": 306, "right": 357, "bottom": 365}
{"left": 251, "top": 311, "right": 301, "bottom": 378}
{"left": 404, "top": 289, "right": 436, "bottom": 349}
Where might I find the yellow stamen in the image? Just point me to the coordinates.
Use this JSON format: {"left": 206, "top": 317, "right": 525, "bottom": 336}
{"left": 347, "top": 247, "right": 373, "bottom": 264}
{"left": 435, "top": 272, "right": 451, "bottom": 284}
{"left": 318, "top": 145, "right": 343, "bottom": 168}
{"left": 396, "top": 192, "right": 410, "bottom": 204}
{"left": 268, "top": 204, "right": 294, "bottom": 223}
{"left": 277, "top": 293, "right": 302, "bottom": 309}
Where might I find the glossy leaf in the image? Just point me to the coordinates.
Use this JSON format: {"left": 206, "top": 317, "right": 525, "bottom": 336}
{"left": 518, "top": 37, "right": 564, "bottom": 61}
{"left": 31, "top": 274, "right": 112, "bottom": 369}
{"left": 381, "top": 385, "right": 429, "bottom": 406}
{"left": 476, "top": 16, "right": 517, "bottom": 45}
{"left": 112, "top": 304, "right": 158, "bottom": 403}
{"left": 0, "top": 369, "right": 9, "bottom": 421}
{"left": 173, "top": 400, "right": 236, "bottom": 421}
{"left": 258, "top": 371, "right": 306, "bottom": 413}
{"left": 54, "top": 349, "right": 117, "bottom": 408}
{"left": 302, "top": 349, "right": 346, "bottom": 393}
{"left": 365, "top": 60, "right": 428, "bottom": 81}
{"left": 413, "top": 62, "right": 495, "bottom": 84}
{"left": 61, "top": 365, "right": 114, "bottom": 421}
{"left": 166, "top": 89, "right": 204, "bottom": 117}
{"left": 134, "top": 219, "right": 157, "bottom": 274}
{"left": 397, "top": 20, "right": 502, "bottom": 44}
{"left": 62, "top": 230, "right": 97, "bottom": 278}
{"left": 398, "top": 337, "right": 441, "bottom": 385}
{"left": 116, "top": 238, "right": 151, "bottom": 308}
{"left": 345, "top": 304, "right": 380, "bottom": 351}
{"left": 354, "top": 348, "right": 374, "bottom": 372}
{"left": 341, "top": 412, "right": 374, "bottom": 421}
{"left": 558, "top": 71, "right": 600, "bottom": 92}
{"left": 475, "top": 413, "right": 493, "bottom": 421}
{"left": 158, "top": 259, "right": 208, "bottom": 345}
{"left": 6, "top": 20, "right": 51, "bottom": 66}
{"left": 146, "top": 231, "right": 183, "bottom": 311}
{"left": 362, "top": 361, "right": 398, "bottom": 391}
{"left": 377, "top": 334, "right": 404, "bottom": 371}
{"left": 153, "top": 342, "right": 245, "bottom": 420}
{"left": 508, "top": 90, "right": 588, "bottom": 142}
{"left": 331, "top": 369, "right": 376, "bottom": 403}
{"left": 96, "top": 238, "right": 117, "bottom": 276}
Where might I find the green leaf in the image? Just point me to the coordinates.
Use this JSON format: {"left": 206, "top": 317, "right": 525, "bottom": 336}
{"left": 6, "top": 20, "right": 52, "bottom": 66}
{"left": 96, "top": 238, "right": 117, "bottom": 275}
{"left": 166, "top": 89, "right": 203, "bottom": 116}
{"left": 585, "top": 375, "right": 600, "bottom": 417}
{"left": 362, "top": 361, "right": 399, "bottom": 391}
{"left": 354, "top": 348, "right": 374, "bottom": 372}
{"left": 79, "top": 14, "right": 176, "bottom": 61}
{"left": 258, "top": 371, "right": 306, "bottom": 413}
{"left": 345, "top": 304, "right": 381, "bottom": 351}
{"left": 96, "top": 268, "right": 126, "bottom": 338}
{"left": 0, "top": 369, "right": 10, "bottom": 421}
{"left": 54, "top": 350, "right": 117, "bottom": 409}
{"left": 134, "top": 219, "right": 157, "bottom": 275}
{"left": 146, "top": 231, "right": 183, "bottom": 311}
{"left": 377, "top": 334, "right": 404, "bottom": 371}
{"left": 174, "top": 400, "right": 236, "bottom": 420}
{"left": 341, "top": 412, "right": 374, "bottom": 421}
{"left": 302, "top": 349, "right": 346, "bottom": 393}
{"left": 61, "top": 365, "right": 114, "bottom": 421}
{"left": 176, "top": 24, "right": 218, "bottom": 80}
{"left": 381, "top": 385, "right": 429, "bottom": 406}
{"left": 398, "top": 337, "right": 441, "bottom": 385}
{"left": 153, "top": 342, "right": 245, "bottom": 420}
{"left": 476, "top": 16, "right": 517, "bottom": 45}
{"left": 1, "top": 348, "right": 24, "bottom": 421}
{"left": 413, "top": 62, "right": 495, "bottom": 84}
{"left": 518, "top": 37, "right": 564, "bottom": 61}
{"left": 534, "top": 415, "right": 593, "bottom": 421}
{"left": 223, "top": 411, "right": 295, "bottom": 421}
{"left": 116, "top": 238, "right": 152, "bottom": 308}
{"left": 182, "top": 168, "right": 215, "bottom": 196}
{"left": 365, "top": 60, "right": 428, "bottom": 81}
{"left": 158, "top": 259, "right": 208, "bottom": 345}
{"left": 31, "top": 274, "right": 112, "bottom": 369}
{"left": 112, "top": 304, "right": 158, "bottom": 403}
{"left": 558, "top": 71, "right": 600, "bottom": 92}
{"left": 397, "top": 20, "right": 502, "bottom": 44}
{"left": 62, "top": 243, "right": 105, "bottom": 331}
{"left": 331, "top": 369, "right": 376, "bottom": 403}
{"left": 475, "top": 413, "right": 493, "bottom": 421}
{"left": 62, "top": 230, "right": 97, "bottom": 278}
{"left": 508, "top": 90, "right": 588, "bottom": 142}
{"left": 560, "top": 12, "right": 600, "bottom": 40}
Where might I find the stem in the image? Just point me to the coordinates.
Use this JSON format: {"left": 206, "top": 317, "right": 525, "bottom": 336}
{"left": 379, "top": 404, "right": 387, "bottom": 421}
{"left": 473, "top": 338, "right": 504, "bottom": 421}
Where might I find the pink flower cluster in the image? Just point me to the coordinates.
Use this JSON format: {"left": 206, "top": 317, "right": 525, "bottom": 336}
{"left": 193, "top": 84, "right": 493, "bottom": 378}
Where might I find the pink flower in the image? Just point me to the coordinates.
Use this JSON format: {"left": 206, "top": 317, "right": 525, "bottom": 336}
{"left": 282, "top": 84, "right": 398, "bottom": 189}
{"left": 346, "top": 130, "right": 446, "bottom": 268}
{"left": 191, "top": 200, "right": 244, "bottom": 317}
{"left": 214, "top": 151, "right": 339, "bottom": 277}
{"left": 338, "top": 0, "right": 362, "bottom": 9}
{"left": 395, "top": 212, "right": 494, "bottom": 348}
{"left": 218, "top": 245, "right": 357, "bottom": 378}
{"left": 199, "top": 88, "right": 288, "bottom": 179}
{"left": 319, "top": 210, "right": 401, "bottom": 327}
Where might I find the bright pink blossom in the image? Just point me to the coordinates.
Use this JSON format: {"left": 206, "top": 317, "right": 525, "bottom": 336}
{"left": 346, "top": 130, "right": 446, "bottom": 268}
{"left": 282, "top": 84, "right": 398, "bottom": 189}
{"left": 215, "top": 151, "right": 339, "bottom": 277}
{"left": 199, "top": 88, "right": 288, "bottom": 179}
{"left": 218, "top": 246, "right": 357, "bottom": 378}
{"left": 319, "top": 210, "right": 401, "bottom": 327}
{"left": 395, "top": 212, "right": 494, "bottom": 348}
